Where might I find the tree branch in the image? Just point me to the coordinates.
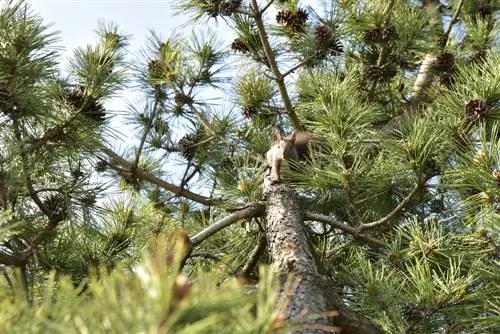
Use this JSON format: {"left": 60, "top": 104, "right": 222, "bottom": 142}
{"left": 250, "top": 0, "right": 302, "bottom": 130}
{"left": 185, "top": 102, "right": 239, "bottom": 151}
{"left": 356, "top": 182, "right": 421, "bottom": 232}
{"left": 189, "top": 251, "right": 221, "bottom": 261}
{"left": 304, "top": 212, "right": 388, "bottom": 248}
{"left": 103, "top": 148, "right": 220, "bottom": 206}
{"left": 381, "top": 0, "right": 461, "bottom": 135}
{"left": 259, "top": 0, "right": 275, "bottom": 14}
{"left": 0, "top": 250, "right": 25, "bottom": 266}
{"left": 12, "top": 118, "right": 56, "bottom": 219}
{"left": 282, "top": 51, "right": 321, "bottom": 78}
{"left": 240, "top": 234, "right": 266, "bottom": 278}
{"left": 132, "top": 85, "right": 162, "bottom": 169}
{"left": 443, "top": 0, "right": 464, "bottom": 48}
{"left": 189, "top": 203, "right": 265, "bottom": 246}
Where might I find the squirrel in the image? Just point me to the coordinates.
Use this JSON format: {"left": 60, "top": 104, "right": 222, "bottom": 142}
{"left": 266, "top": 130, "right": 314, "bottom": 183}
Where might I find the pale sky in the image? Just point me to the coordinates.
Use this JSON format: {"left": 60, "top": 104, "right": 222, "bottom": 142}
{"left": 27, "top": 0, "right": 224, "bottom": 122}
{"left": 25, "top": 0, "right": 224, "bottom": 189}
{"left": 29, "top": 0, "right": 194, "bottom": 59}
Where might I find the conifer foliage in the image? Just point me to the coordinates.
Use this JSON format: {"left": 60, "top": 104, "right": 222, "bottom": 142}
{"left": 0, "top": 0, "right": 499, "bottom": 333}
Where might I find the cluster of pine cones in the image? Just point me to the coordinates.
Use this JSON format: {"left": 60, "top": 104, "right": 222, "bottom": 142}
{"left": 276, "top": 8, "right": 309, "bottom": 33}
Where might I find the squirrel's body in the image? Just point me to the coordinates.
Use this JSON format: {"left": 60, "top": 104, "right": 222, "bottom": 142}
{"left": 266, "top": 130, "right": 314, "bottom": 182}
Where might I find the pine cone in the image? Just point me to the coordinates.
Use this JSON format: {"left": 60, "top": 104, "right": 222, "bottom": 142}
{"left": 436, "top": 33, "right": 447, "bottom": 47}
{"left": 365, "top": 65, "right": 382, "bottom": 81}
{"left": 64, "top": 86, "right": 106, "bottom": 122}
{"left": 401, "top": 303, "right": 425, "bottom": 322}
{"left": 314, "top": 25, "right": 333, "bottom": 45}
{"left": 295, "top": 8, "right": 309, "bottom": 24}
{"left": 477, "top": 3, "right": 493, "bottom": 20}
{"left": 174, "top": 92, "right": 192, "bottom": 106}
{"left": 43, "top": 194, "right": 68, "bottom": 221}
{"left": 434, "top": 52, "right": 455, "bottom": 72}
{"left": 148, "top": 59, "right": 163, "bottom": 78}
{"left": 380, "top": 63, "right": 398, "bottom": 82}
{"left": 363, "top": 27, "right": 383, "bottom": 45}
{"left": 381, "top": 23, "right": 398, "bottom": 42}
{"left": 207, "top": 0, "right": 220, "bottom": 17}
{"left": 219, "top": 0, "right": 241, "bottom": 16}
{"left": 390, "top": 53, "right": 411, "bottom": 69}
{"left": 465, "top": 99, "right": 489, "bottom": 122}
{"left": 328, "top": 39, "right": 343, "bottom": 55}
{"left": 179, "top": 134, "right": 197, "bottom": 161}
{"left": 95, "top": 160, "right": 108, "bottom": 173}
{"left": 83, "top": 100, "right": 106, "bottom": 122}
{"left": 276, "top": 10, "right": 296, "bottom": 27}
{"left": 438, "top": 70, "right": 457, "bottom": 87}
{"left": 242, "top": 106, "right": 256, "bottom": 119}
{"left": 220, "top": 157, "right": 235, "bottom": 171}
{"left": 277, "top": 9, "right": 308, "bottom": 32}
{"left": 231, "top": 38, "right": 249, "bottom": 53}
{"left": 422, "top": 159, "right": 441, "bottom": 177}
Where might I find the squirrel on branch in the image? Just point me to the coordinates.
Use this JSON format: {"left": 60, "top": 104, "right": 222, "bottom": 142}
{"left": 266, "top": 130, "right": 314, "bottom": 183}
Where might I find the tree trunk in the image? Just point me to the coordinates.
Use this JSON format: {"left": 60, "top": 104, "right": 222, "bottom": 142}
{"left": 263, "top": 178, "right": 381, "bottom": 334}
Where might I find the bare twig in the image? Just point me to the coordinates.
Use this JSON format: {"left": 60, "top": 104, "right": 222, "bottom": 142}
{"left": 356, "top": 182, "right": 421, "bottom": 232}
{"left": 103, "top": 148, "right": 220, "bottom": 206}
{"left": 133, "top": 86, "right": 162, "bottom": 169}
{"left": 443, "top": 0, "right": 464, "bottom": 47}
{"left": 304, "top": 212, "right": 388, "bottom": 247}
{"left": 190, "top": 203, "right": 265, "bottom": 246}
{"left": 259, "top": 0, "right": 275, "bottom": 14}
{"left": 282, "top": 52, "right": 321, "bottom": 78}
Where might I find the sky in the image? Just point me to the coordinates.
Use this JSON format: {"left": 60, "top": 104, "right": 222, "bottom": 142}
{"left": 29, "top": 0, "right": 196, "bottom": 59}
{"left": 21, "top": 0, "right": 242, "bottom": 195}
{"left": 27, "top": 0, "right": 225, "bottom": 124}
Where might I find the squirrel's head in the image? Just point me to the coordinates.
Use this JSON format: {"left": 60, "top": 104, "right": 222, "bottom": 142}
{"left": 273, "top": 130, "right": 298, "bottom": 160}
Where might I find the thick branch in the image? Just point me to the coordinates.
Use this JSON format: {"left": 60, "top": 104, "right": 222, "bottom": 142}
{"left": 240, "top": 235, "right": 267, "bottom": 278}
{"left": 189, "top": 203, "right": 265, "bottom": 246}
{"left": 357, "top": 182, "right": 421, "bottom": 232}
{"left": 250, "top": 0, "right": 302, "bottom": 130}
{"left": 381, "top": 0, "right": 464, "bottom": 135}
{"left": 103, "top": 148, "right": 220, "bottom": 206}
{"left": 303, "top": 212, "right": 387, "bottom": 248}
{"left": 0, "top": 251, "right": 25, "bottom": 266}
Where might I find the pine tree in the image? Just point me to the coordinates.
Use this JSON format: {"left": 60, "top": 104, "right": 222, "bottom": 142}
{"left": 1, "top": 0, "right": 499, "bottom": 333}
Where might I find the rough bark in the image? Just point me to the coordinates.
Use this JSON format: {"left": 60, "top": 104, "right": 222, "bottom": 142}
{"left": 263, "top": 177, "right": 381, "bottom": 334}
